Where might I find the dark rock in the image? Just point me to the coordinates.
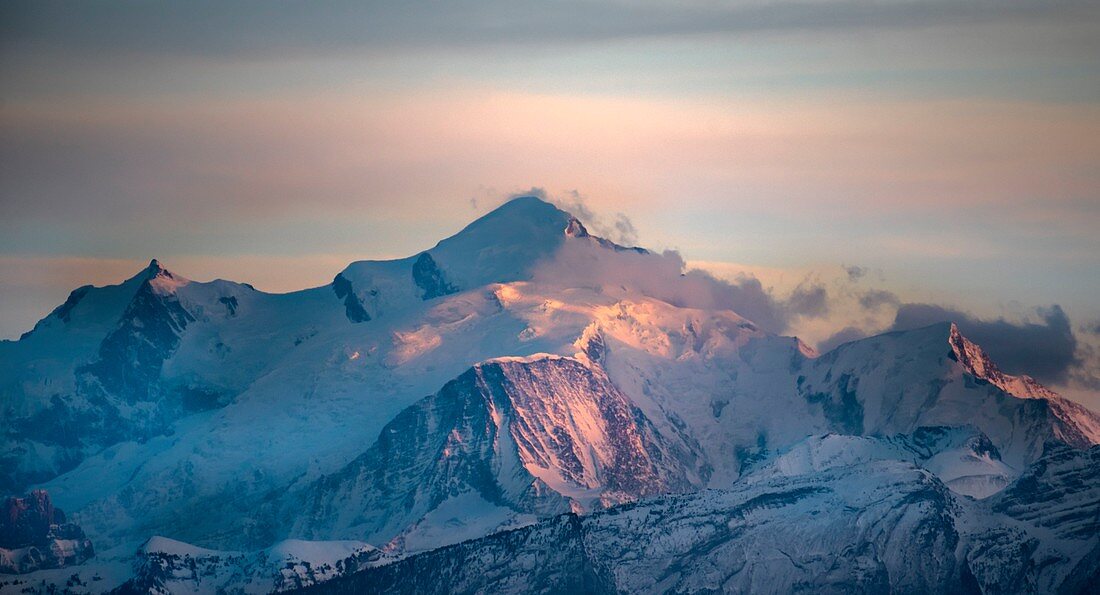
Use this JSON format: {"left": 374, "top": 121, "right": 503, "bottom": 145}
{"left": 332, "top": 274, "right": 371, "bottom": 323}
{"left": 80, "top": 276, "right": 195, "bottom": 404}
{"left": 411, "top": 252, "right": 458, "bottom": 300}
{"left": 218, "top": 295, "right": 239, "bottom": 317}
{"left": 53, "top": 286, "right": 92, "bottom": 324}
{"left": 0, "top": 490, "right": 94, "bottom": 574}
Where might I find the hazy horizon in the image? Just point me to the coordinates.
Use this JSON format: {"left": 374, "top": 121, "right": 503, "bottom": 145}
{"left": 2, "top": 0, "right": 1099, "bottom": 408}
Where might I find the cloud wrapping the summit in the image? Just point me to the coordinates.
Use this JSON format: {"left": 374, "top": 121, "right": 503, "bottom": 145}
{"left": 533, "top": 240, "right": 790, "bottom": 333}
{"left": 512, "top": 187, "right": 642, "bottom": 248}
{"left": 533, "top": 231, "right": 854, "bottom": 337}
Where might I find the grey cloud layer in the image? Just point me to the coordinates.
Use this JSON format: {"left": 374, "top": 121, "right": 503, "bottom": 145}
{"left": 892, "top": 303, "right": 1079, "bottom": 385}
{"left": 818, "top": 295, "right": 1086, "bottom": 389}
{"left": 859, "top": 289, "right": 901, "bottom": 310}
{"left": 786, "top": 282, "right": 830, "bottom": 319}
{"left": 3, "top": 0, "right": 1093, "bottom": 60}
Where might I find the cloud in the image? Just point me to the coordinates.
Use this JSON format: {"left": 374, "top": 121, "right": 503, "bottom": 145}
{"left": 890, "top": 303, "right": 1079, "bottom": 385}
{"left": 612, "top": 214, "right": 639, "bottom": 247}
{"left": 843, "top": 265, "right": 867, "bottom": 282}
{"left": 786, "top": 281, "right": 829, "bottom": 319}
{"left": 535, "top": 188, "right": 641, "bottom": 247}
{"left": 529, "top": 206, "right": 839, "bottom": 333}
{"left": 1071, "top": 343, "right": 1100, "bottom": 390}
{"left": 533, "top": 240, "right": 790, "bottom": 333}
{"left": 817, "top": 326, "right": 871, "bottom": 353}
{"left": 859, "top": 289, "right": 901, "bottom": 310}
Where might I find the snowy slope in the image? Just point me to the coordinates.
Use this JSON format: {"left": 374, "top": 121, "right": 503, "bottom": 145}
{"left": 105, "top": 537, "right": 390, "bottom": 594}
{"left": 751, "top": 426, "right": 1015, "bottom": 499}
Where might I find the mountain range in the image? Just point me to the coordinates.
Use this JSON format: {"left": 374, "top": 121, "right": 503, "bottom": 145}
{"left": 1, "top": 196, "right": 1098, "bottom": 594}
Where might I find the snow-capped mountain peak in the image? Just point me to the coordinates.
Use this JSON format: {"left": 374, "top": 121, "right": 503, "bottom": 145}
{"left": 330, "top": 196, "right": 648, "bottom": 323}
{"left": 564, "top": 216, "right": 589, "bottom": 238}
{"left": 140, "top": 260, "right": 191, "bottom": 296}
{"left": 948, "top": 322, "right": 1058, "bottom": 400}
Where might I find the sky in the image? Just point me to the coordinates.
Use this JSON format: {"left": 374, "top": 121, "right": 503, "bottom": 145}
{"left": 1, "top": 0, "right": 1099, "bottom": 406}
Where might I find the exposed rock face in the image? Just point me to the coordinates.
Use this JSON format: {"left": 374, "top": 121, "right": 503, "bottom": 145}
{"left": 218, "top": 295, "right": 239, "bottom": 317}
{"left": 948, "top": 323, "right": 1058, "bottom": 401}
{"left": 411, "top": 252, "right": 459, "bottom": 300}
{"left": 80, "top": 263, "right": 195, "bottom": 405}
{"left": 291, "top": 356, "right": 702, "bottom": 551}
{"left": 2, "top": 490, "right": 60, "bottom": 549}
{"left": 989, "top": 443, "right": 1100, "bottom": 540}
{"left": 795, "top": 323, "right": 1100, "bottom": 469}
{"left": 305, "top": 515, "right": 612, "bottom": 595}
{"left": 50, "top": 285, "right": 93, "bottom": 326}
{"left": 0, "top": 490, "right": 93, "bottom": 574}
{"left": 564, "top": 215, "right": 648, "bottom": 253}
{"left": 332, "top": 273, "right": 371, "bottom": 323}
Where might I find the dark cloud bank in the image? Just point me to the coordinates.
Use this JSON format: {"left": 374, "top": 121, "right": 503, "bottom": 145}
{"left": 892, "top": 303, "right": 1095, "bottom": 389}
{"left": 538, "top": 235, "right": 1092, "bottom": 393}
{"left": 819, "top": 296, "right": 1087, "bottom": 388}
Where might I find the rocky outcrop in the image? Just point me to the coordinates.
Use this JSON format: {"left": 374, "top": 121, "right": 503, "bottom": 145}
{"left": 1, "top": 262, "right": 207, "bottom": 494}
{"left": 795, "top": 322, "right": 1100, "bottom": 469}
{"left": 291, "top": 356, "right": 703, "bottom": 551}
{"left": 948, "top": 323, "right": 1058, "bottom": 401}
{"left": 306, "top": 515, "right": 612, "bottom": 595}
{"left": 989, "top": 443, "right": 1100, "bottom": 540}
{"left": 0, "top": 490, "right": 93, "bottom": 574}
{"left": 411, "top": 252, "right": 459, "bottom": 300}
{"left": 80, "top": 262, "right": 195, "bottom": 404}
{"left": 332, "top": 273, "right": 371, "bottom": 323}
{"left": 4, "top": 197, "right": 1100, "bottom": 592}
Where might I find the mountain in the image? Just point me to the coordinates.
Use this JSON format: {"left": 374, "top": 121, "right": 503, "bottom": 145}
{"left": 2, "top": 196, "right": 1099, "bottom": 593}
{"left": 300, "top": 438, "right": 1100, "bottom": 595}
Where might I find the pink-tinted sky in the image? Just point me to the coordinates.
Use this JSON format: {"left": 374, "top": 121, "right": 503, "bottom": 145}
{"left": 2, "top": 0, "right": 1099, "bottom": 406}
